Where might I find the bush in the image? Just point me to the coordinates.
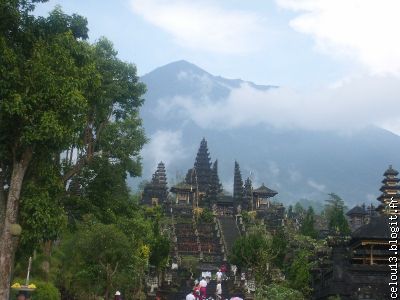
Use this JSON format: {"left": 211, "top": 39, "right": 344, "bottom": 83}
{"left": 34, "top": 281, "right": 61, "bottom": 300}
{"left": 255, "top": 283, "right": 304, "bottom": 300}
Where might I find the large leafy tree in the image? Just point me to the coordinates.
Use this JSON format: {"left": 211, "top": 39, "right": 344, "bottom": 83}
{"left": 0, "top": 8, "right": 90, "bottom": 297}
{"left": 64, "top": 223, "right": 136, "bottom": 300}
{"left": 300, "top": 206, "right": 318, "bottom": 239}
{"left": 324, "top": 193, "right": 350, "bottom": 235}
{"left": 0, "top": 3, "right": 146, "bottom": 298}
{"left": 287, "top": 250, "right": 313, "bottom": 297}
{"left": 230, "top": 226, "right": 277, "bottom": 285}
{"left": 61, "top": 37, "right": 146, "bottom": 185}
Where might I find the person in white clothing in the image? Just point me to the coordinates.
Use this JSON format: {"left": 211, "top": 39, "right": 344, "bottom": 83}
{"left": 216, "top": 269, "right": 223, "bottom": 281}
{"left": 186, "top": 291, "right": 196, "bottom": 300}
{"left": 199, "top": 277, "right": 207, "bottom": 299}
{"left": 215, "top": 281, "right": 222, "bottom": 300}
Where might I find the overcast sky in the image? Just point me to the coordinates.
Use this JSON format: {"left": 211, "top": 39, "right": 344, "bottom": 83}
{"left": 35, "top": 0, "right": 400, "bottom": 135}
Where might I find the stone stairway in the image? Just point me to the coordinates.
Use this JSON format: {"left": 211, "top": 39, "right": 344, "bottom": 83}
{"left": 167, "top": 280, "right": 231, "bottom": 300}
{"left": 207, "top": 279, "right": 230, "bottom": 299}
{"left": 218, "top": 216, "right": 241, "bottom": 255}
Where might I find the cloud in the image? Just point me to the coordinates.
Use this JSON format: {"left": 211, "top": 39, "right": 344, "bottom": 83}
{"left": 155, "top": 75, "right": 400, "bottom": 134}
{"left": 142, "top": 130, "right": 187, "bottom": 170}
{"left": 131, "top": 0, "right": 266, "bottom": 54}
{"left": 276, "top": 0, "right": 400, "bottom": 75}
{"left": 307, "top": 179, "right": 326, "bottom": 192}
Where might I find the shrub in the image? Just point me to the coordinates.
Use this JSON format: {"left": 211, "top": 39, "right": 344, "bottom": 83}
{"left": 34, "top": 281, "right": 61, "bottom": 300}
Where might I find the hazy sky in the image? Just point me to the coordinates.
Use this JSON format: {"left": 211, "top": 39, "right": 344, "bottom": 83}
{"left": 35, "top": 0, "right": 400, "bottom": 135}
{"left": 34, "top": 0, "right": 357, "bottom": 87}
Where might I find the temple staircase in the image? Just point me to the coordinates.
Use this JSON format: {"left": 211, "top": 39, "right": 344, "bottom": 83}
{"left": 217, "top": 216, "right": 241, "bottom": 255}
{"left": 167, "top": 279, "right": 231, "bottom": 300}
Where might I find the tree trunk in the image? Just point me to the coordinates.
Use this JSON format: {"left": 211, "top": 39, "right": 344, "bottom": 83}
{"left": 0, "top": 165, "right": 6, "bottom": 238}
{"left": 0, "top": 149, "right": 32, "bottom": 300}
{"left": 42, "top": 240, "right": 52, "bottom": 282}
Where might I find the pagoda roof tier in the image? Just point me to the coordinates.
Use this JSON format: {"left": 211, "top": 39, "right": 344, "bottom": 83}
{"left": 351, "top": 215, "right": 390, "bottom": 241}
{"left": 381, "top": 177, "right": 400, "bottom": 183}
{"left": 253, "top": 183, "right": 278, "bottom": 197}
{"left": 379, "top": 185, "right": 400, "bottom": 192}
{"left": 377, "top": 193, "right": 400, "bottom": 201}
{"left": 383, "top": 165, "right": 399, "bottom": 176}
{"left": 346, "top": 205, "right": 367, "bottom": 216}
{"left": 170, "top": 182, "right": 196, "bottom": 193}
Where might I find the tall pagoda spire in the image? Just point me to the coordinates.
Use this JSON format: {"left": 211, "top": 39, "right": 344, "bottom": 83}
{"left": 377, "top": 165, "right": 400, "bottom": 215}
{"left": 193, "top": 138, "right": 212, "bottom": 194}
{"left": 207, "top": 160, "right": 223, "bottom": 206}
{"left": 142, "top": 162, "right": 168, "bottom": 205}
{"left": 233, "top": 161, "right": 244, "bottom": 209}
{"left": 153, "top": 162, "right": 168, "bottom": 187}
{"left": 243, "top": 177, "right": 253, "bottom": 211}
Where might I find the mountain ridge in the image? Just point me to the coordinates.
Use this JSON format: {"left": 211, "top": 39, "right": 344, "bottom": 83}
{"left": 130, "top": 60, "right": 400, "bottom": 207}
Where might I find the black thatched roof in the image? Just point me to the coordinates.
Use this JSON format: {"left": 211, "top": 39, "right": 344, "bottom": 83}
{"left": 384, "top": 165, "right": 399, "bottom": 176}
{"left": 382, "top": 177, "right": 400, "bottom": 184}
{"left": 377, "top": 193, "right": 400, "bottom": 201}
{"left": 170, "top": 182, "right": 195, "bottom": 192}
{"left": 253, "top": 183, "right": 278, "bottom": 197}
{"left": 379, "top": 185, "right": 400, "bottom": 192}
{"left": 346, "top": 205, "right": 366, "bottom": 216}
{"left": 217, "top": 195, "right": 234, "bottom": 203}
{"left": 351, "top": 215, "right": 390, "bottom": 240}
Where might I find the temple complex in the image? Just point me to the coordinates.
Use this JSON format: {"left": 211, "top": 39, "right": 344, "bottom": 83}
{"left": 141, "top": 139, "right": 394, "bottom": 299}
{"left": 312, "top": 165, "right": 397, "bottom": 299}
{"left": 141, "top": 138, "right": 283, "bottom": 298}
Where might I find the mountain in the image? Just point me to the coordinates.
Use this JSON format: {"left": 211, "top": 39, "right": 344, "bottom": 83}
{"left": 130, "top": 60, "right": 400, "bottom": 207}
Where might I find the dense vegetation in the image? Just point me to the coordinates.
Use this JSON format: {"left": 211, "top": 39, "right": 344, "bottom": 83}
{"left": 230, "top": 194, "right": 350, "bottom": 299}
{"left": 0, "top": 1, "right": 169, "bottom": 299}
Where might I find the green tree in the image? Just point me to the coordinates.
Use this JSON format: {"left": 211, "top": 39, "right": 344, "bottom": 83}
{"left": 271, "top": 229, "right": 288, "bottom": 268}
{"left": 60, "top": 223, "right": 147, "bottom": 300}
{"left": 230, "top": 227, "right": 276, "bottom": 285}
{"left": 324, "top": 193, "right": 350, "bottom": 235}
{"left": 0, "top": 4, "right": 147, "bottom": 297}
{"left": 61, "top": 37, "right": 147, "bottom": 185}
{"left": 149, "top": 235, "right": 170, "bottom": 284}
{"left": 287, "top": 250, "right": 312, "bottom": 297}
{"left": 294, "top": 202, "right": 305, "bottom": 216}
{"left": 300, "top": 206, "right": 318, "bottom": 239}
{"left": 0, "top": 9, "right": 90, "bottom": 296}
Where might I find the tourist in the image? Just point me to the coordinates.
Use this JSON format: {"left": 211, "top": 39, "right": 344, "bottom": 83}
{"left": 231, "top": 265, "right": 237, "bottom": 277}
{"left": 215, "top": 280, "right": 222, "bottom": 300}
{"left": 216, "top": 269, "right": 223, "bottom": 282}
{"left": 155, "top": 291, "right": 162, "bottom": 300}
{"left": 199, "top": 276, "right": 208, "bottom": 299}
{"left": 114, "top": 291, "right": 122, "bottom": 300}
{"left": 186, "top": 290, "right": 196, "bottom": 300}
{"left": 16, "top": 292, "right": 28, "bottom": 300}
{"left": 193, "top": 281, "right": 201, "bottom": 299}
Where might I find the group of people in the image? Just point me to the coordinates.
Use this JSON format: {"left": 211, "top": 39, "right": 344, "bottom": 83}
{"left": 186, "top": 267, "right": 227, "bottom": 300}
{"left": 186, "top": 276, "right": 222, "bottom": 300}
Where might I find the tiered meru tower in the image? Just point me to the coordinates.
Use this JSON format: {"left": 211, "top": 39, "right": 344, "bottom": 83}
{"left": 377, "top": 165, "right": 400, "bottom": 215}
{"left": 207, "top": 160, "right": 222, "bottom": 206}
{"left": 233, "top": 161, "right": 244, "bottom": 209}
{"left": 142, "top": 162, "right": 168, "bottom": 206}
{"left": 186, "top": 138, "right": 212, "bottom": 196}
